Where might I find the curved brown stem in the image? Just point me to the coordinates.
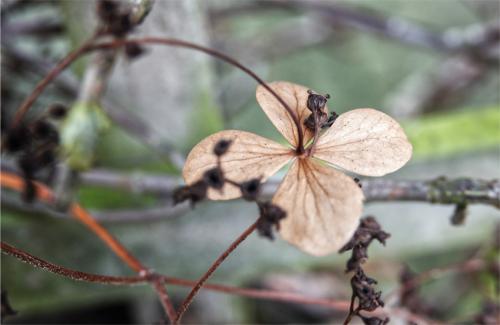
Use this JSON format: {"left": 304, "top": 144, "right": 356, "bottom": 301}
{"left": 175, "top": 218, "right": 260, "bottom": 323}
{"left": 9, "top": 36, "right": 305, "bottom": 153}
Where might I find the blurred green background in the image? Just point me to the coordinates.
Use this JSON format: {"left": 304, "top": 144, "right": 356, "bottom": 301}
{"left": 1, "top": 0, "right": 499, "bottom": 323}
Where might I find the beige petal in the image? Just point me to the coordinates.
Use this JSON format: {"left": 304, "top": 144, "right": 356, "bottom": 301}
{"left": 273, "top": 158, "right": 364, "bottom": 256}
{"left": 256, "top": 81, "right": 326, "bottom": 148}
{"left": 183, "top": 130, "right": 293, "bottom": 200}
{"left": 314, "top": 108, "right": 412, "bottom": 177}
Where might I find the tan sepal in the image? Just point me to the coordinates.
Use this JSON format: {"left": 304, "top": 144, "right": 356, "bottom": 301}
{"left": 256, "top": 81, "right": 327, "bottom": 148}
{"left": 314, "top": 108, "right": 412, "bottom": 176}
{"left": 273, "top": 158, "right": 364, "bottom": 256}
{"left": 183, "top": 130, "right": 293, "bottom": 200}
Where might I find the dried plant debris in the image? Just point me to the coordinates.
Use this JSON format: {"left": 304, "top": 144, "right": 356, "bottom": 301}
{"left": 340, "top": 216, "right": 390, "bottom": 272}
{"left": 340, "top": 216, "right": 390, "bottom": 325}
{"left": 256, "top": 201, "right": 287, "bottom": 240}
{"left": 183, "top": 81, "right": 411, "bottom": 256}
{"left": 4, "top": 113, "right": 62, "bottom": 202}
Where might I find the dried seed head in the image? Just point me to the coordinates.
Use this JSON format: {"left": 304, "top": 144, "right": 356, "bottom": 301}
{"left": 4, "top": 125, "right": 31, "bottom": 153}
{"left": 257, "top": 201, "right": 287, "bottom": 240}
{"left": 48, "top": 103, "right": 67, "bottom": 119}
{"left": 124, "top": 43, "right": 145, "bottom": 59}
{"left": 173, "top": 181, "right": 208, "bottom": 206}
{"left": 213, "top": 139, "right": 232, "bottom": 156}
{"left": 203, "top": 168, "right": 224, "bottom": 190}
{"left": 240, "top": 178, "right": 261, "bottom": 201}
{"left": 306, "top": 90, "right": 330, "bottom": 112}
{"left": 32, "top": 120, "right": 56, "bottom": 140}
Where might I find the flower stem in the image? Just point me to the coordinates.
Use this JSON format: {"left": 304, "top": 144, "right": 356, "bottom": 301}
{"left": 175, "top": 218, "right": 260, "bottom": 323}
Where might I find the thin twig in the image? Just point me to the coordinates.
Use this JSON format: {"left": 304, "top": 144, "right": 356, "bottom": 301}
{"left": 0, "top": 172, "right": 146, "bottom": 272}
{"left": 0, "top": 240, "right": 350, "bottom": 310}
{"left": 8, "top": 36, "right": 305, "bottom": 153}
{"left": 175, "top": 218, "right": 260, "bottom": 323}
{"left": 10, "top": 34, "right": 98, "bottom": 129}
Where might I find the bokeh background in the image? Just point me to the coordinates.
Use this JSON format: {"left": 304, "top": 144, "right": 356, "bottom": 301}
{"left": 2, "top": 0, "right": 499, "bottom": 323}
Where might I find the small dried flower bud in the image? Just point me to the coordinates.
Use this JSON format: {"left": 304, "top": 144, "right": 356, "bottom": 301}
{"left": 48, "top": 103, "right": 67, "bottom": 119}
{"left": 360, "top": 315, "right": 389, "bottom": 325}
{"left": 203, "top": 168, "right": 224, "bottom": 190}
{"left": 124, "top": 43, "right": 145, "bottom": 59}
{"left": 4, "top": 125, "right": 30, "bottom": 153}
{"left": 323, "top": 111, "right": 338, "bottom": 129}
{"left": 306, "top": 90, "right": 329, "bottom": 112}
{"left": 257, "top": 201, "right": 287, "bottom": 240}
{"left": 32, "top": 120, "right": 54, "bottom": 139}
{"left": 213, "top": 139, "right": 232, "bottom": 156}
{"left": 37, "top": 149, "right": 56, "bottom": 167}
{"left": 173, "top": 181, "right": 207, "bottom": 206}
{"left": 240, "top": 178, "right": 261, "bottom": 201}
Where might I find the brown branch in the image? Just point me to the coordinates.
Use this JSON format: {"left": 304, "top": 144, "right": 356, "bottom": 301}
{"left": 175, "top": 218, "right": 260, "bottom": 323}
{"left": 1, "top": 240, "right": 350, "bottom": 310}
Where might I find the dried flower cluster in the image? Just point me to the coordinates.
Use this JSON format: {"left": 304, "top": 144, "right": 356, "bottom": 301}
{"left": 340, "top": 216, "right": 391, "bottom": 325}
{"left": 3, "top": 104, "right": 67, "bottom": 202}
{"left": 183, "top": 81, "right": 412, "bottom": 256}
{"left": 174, "top": 139, "right": 287, "bottom": 239}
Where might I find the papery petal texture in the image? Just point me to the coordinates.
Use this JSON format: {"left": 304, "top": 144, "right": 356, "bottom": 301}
{"left": 314, "top": 108, "right": 412, "bottom": 176}
{"left": 273, "top": 158, "right": 364, "bottom": 256}
{"left": 256, "top": 81, "right": 326, "bottom": 148}
{"left": 183, "top": 130, "right": 293, "bottom": 200}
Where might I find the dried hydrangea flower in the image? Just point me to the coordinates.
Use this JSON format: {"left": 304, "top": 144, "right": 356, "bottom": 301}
{"left": 183, "top": 81, "right": 412, "bottom": 256}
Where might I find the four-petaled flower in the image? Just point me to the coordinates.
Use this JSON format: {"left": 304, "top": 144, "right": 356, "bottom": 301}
{"left": 183, "top": 81, "right": 412, "bottom": 256}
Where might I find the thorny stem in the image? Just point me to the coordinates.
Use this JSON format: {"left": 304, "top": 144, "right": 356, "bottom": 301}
{"left": 175, "top": 218, "right": 260, "bottom": 323}
{"left": 8, "top": 36, "right": 305, "bottom": 153}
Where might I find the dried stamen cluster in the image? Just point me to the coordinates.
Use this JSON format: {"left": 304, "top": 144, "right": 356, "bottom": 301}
{"left": 174, "top": 139, "right": 287, "bottom": 240}
{"left": 3, "top": 104, "right": 67, "bottom": 202}
{"left": 303, "top": 90, "right": 338, "bottom": 131}
{"left": 340, "top": 216, "right": 390, "bottom": 325}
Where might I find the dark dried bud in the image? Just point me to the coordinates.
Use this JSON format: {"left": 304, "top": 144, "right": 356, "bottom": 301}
{"left": 173, "top": 181, "right": 207, "bottom": 206}
{"left": 323, "top": 111, "right": 339, "bottom": 128}
{"left": 1, "top": 291, "right": 17, "bottom": 318}
{"left": 37, "top": 150, "right": 56, "bottom": 167}
{"left": 48, "top": 103, "right": 67, "bottom": 119}
{"left": 110, "top": 13, "right": 133, "bottom": 36}
{"left": 213, "top": 139, "right": 232, "bottom": 156}
{"left": 240, "top": 178, "right": 261, "bottom": 201}
{"left": 360, "top": 315, "right": 389, "bottom": 325}
{"left": 4, "top": 125, "right": 30, "bottom": 153}
{"left": 125, "top": 43, "right": 145, "bottom": 59}
{"left": 203, "top": 168, "right": 224, "bottom": 190}
{"left": 257, "top": 201, "right": 287, "bottom": 240}
{"left": 304, "top": 110, "right": 328, "bottom": 131}
{"left": 32, "top": 120, "right": 57, "bottom": 141}
{"left": 97, "top": 0, "right": 118, "bottom": 22}
{"left": 306, "top": 90, "right": 329, "bottom": 112}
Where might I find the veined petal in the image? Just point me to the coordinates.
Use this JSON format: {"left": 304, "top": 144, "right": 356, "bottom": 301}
{"left": 273, "top": 158, "right": 364, "bottom": 256}
{"left": 183, "top": 130, "right": 293, "bottom": 200}
{"left": 256, "top": 81, "right": 326, "bottom": 148}
{"left": 314, "top": 108, "right": 412, "bottom": 177}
